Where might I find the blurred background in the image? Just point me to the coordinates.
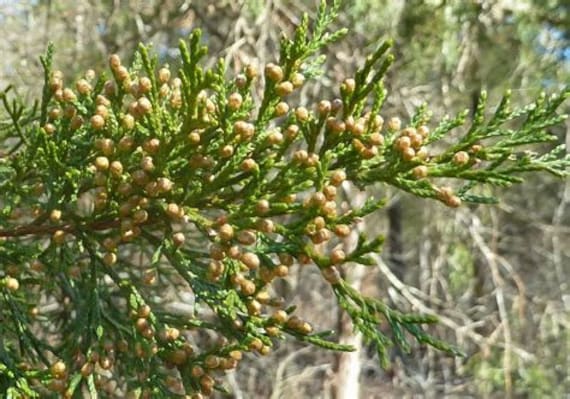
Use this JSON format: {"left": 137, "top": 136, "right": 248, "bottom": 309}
{"left": 1, "top": 1, "right": 568, "bottom": 397}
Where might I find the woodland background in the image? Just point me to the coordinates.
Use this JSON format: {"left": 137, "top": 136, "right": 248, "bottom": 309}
{"left": 0, "top": 1, "right": 568, "bottom": 398}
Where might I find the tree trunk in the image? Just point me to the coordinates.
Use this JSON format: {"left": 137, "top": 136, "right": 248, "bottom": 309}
{"left": 331, "top": 190, "right": 366, "bottom": 399}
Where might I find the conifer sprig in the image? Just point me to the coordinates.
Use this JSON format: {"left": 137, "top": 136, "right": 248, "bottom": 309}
{"left": 0, "top": 1, "right": 568, "bottom": 397}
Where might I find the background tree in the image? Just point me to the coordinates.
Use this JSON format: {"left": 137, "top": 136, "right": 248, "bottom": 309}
{"left": 1, "top": 1, "right": 569, "bottom": 397}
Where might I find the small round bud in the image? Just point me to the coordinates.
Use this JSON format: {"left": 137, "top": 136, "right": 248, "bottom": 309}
{"left": 369, "top": 132, "right": 384, "bottom": 146}
{"left": 256, "top": 199, "right": 270, "bottom": 214}
{"left": 94, "top": 156, "right": 109, "bottom": 171}
{"left": 43, "top": 123, "right": 56, "bottom": 135}
{"left": 188, "top": 130, "right": 201, "bottom": 145}
{"left": 234, "top": 121, "right": 255, "bottom": 141}
{"left": 330, "top": 248, "right": 346, "bottom": 264}
{"left": 274, "top": 101, "right": 289, "bottom": 117}
{"left": 118, "top": 136, "right": 135, "bottom": 152}
{"left": 137, "top": 97, "right": 152, "bottom": 115}
{"left": 245, "top": 64, "right": 258, "bottom": 79}
{"left": 241, "top": 252, "right": 260, "bottom": 270}
{"left": 352, "top": 138, "right": 365, "bottom": 153}
{"left": 62, "top": 88, "right": 77, "bottom": 102}
{"left": 115, "top": 66, "right": 129, "bottom": 82}
{"left": 95, "top": 105, "right": 109, "bottom": 120}
{"left": 317, "top": 100, "right": 331, "bottom": 116}
{"left": 285, "top": 124, "right": 299, "bottom": 140}
{"left": 141, "top": 156, "right": 154, "bottom": 172}
{"left": 247, "top": 299, "right": 262, "bottom": 315}
{"left": 265, "top": 63, "right": 284, "bottom": 82}
{"left": 271, "top": 310, "right": 288, "bottom": 324}
{"left": 311, "top": 192, "right": 327, "bottom": 207}
{"left": 103, "top": 252, "right": 117, "bottom": 266}
{"left": 311, "top": 228, "right": 331, "bottom": 244}
{"left": 50, "top": 209, "right": 62, "bottom": 223}
{"left": 471, "top": 144, "right": 483, "bottom": 153}
{"left": 331, "top": 98, "right": 343, "bottom": 113}
{"left": 218, "top": 224, "right": 234, "bottom": 241}
{"left": 109, "top": 54, "right": 121, "bottom": 70}
{"left": 326, "top": 117, "right": 346, "bottom": 134}
{"left": 418, "top": 125, "right": 430, "bottom": 138}
{"left": 157, "top": 177, "right": 173, "bottom": 192}
{"left": 143, "top": 138, "right": 160, "bottom": 154}
{"left": 110, "top": 161, "right": 123, "bottom": 177}
{"left": 322, "top": 266, "right": 341, "bottom": 284}
{"left": 227, "top": 92, "right": 243, "bottom": 111}
{"left": 80, "top": 362, "right": 94, "bottom": 377}
{"left": 4, "top": 276, "right": 19, "bottom": 292}
{"left": 453, "top": 151, "right": 470, "bottom": 166}
{"left": 394, "top": 136, "right": 411, "bottom": 152}
{"left": 70, "top": 115, "right": 83, "bottom": 130}
{"left": 158, "top": 85, "right": 170, "bottom": 100}
{"left": 273, "top": 265, "right": 289, "bottom": 278}
{"left": 235, "top": 74, "right": 248, "bottom": 88}
{"left": 240, "top": 279, "right": 256, "bottom": 296}
{"left": 323, "top": 185, "right": 337, "bottom": 201}
{"left": 131, "top": 170, "right": 148, "bottom": 186}
{"left": 136, "top": 76, "right": 151, "bottom": 94}
{"left": 295, "top": 107, "right": 310, "bottom": 122}
{"left": 350, "top": 121, "right": 366, "bottom": 136}
{"left": 95, "top": 138, "right": 114, "bottom": 156}
{"left": 313, "top": 216, "right": 326, "bottom": 230}
{"left": 132, "top": 209, "right": 148, "bottom": 224}
{"left": 387, "top": 117, "right": 402, "bottom": 131}
{"left": 84, "top": 69, "right": 96, "bottom": 80}
{"left": 446, "top": 195, "right": 462, "bottom": 208}
{"left": 219, "top": 144, "right": 234, "bottom": 158}
{"left": 276, "top": 81, "right": 294, "bottom": 97}
{"left": 103, "top": 80, "right": 116, "bottom": 96}
{"left": 416, "top": 147, "right": 429, "bottom": 160}
{"left": 172, "top": 232, "right": 185, "bottom": 247}
{"left": 371, "top": 115, "right": 384, "bottom": 130}
{"left": 237, "top": 230, "right": 257, "bottom": 245}
{"left": 330, "top": 170, "right": 346, "bottom": 186}
{"left": 144, "top": 181, "right": 160, "bottom": 197}
{"left": 342, "top": 78, "right": 356, "bottom": 94}
{"left": 293, "top": 150, "right": 310, "bottom": 166}
{"left": 291, "top": 72, "right": 305, "bottom": 88}
{"left": 334, "top": 224, "right": 351, "bottom": 237}
{"left": 266, "top": 326, "right": 280, "bottom": 336}
{"left": 53, "top": 89, "right": 63, "bottom": 101}
{"left": 257, "top": 218, "right": 275, "bottom": 233}
{"left": 50, "top": 361, "right": 67, "bottom": 379}
{"left": 52, "top": 70, "right": 63, "bottom": 80}
{"left": 205, "top": 355, "right": 220, "bottom": 369}
{"left": 402, "top": 147, "right": 416, "bottom": 161}
{"left": 412, "top": 165, "right": 428, "bottom": 179}
{"left": 120, "top": 115, "right": 135, "bottom": 131}
{"left": 298, "top": 322, "right": 313, "bottom": 335}
{"left": 165, "top": 203, "right": 183, "bottom": 220}
{"left": 158, "top": 67, "right": 171, "bottom": 84}
{"left": 52, "top": 230, "right": 66, "bottom": 245}
{"left": 241, "top": 158, "right": 258, "bottom": 172}
{"left": 267, "top": 130, "right": 284, "bottom": 145}
{"left": 409, "top": 132, "right": 423, "bottom": 149}
{"left": 437, "top": 186, "right": 454, "bottom": 201}
{"left": 91, "top": 114, "right": 105, "bottom": 130}
{"left": 321, "top": 201, "right": 337, "bottom": 218}
{"left": 76, "top": 79, "right": 92, "bottom": 95}
{"left": 48, "top": 107, "right": 61, "bottom": 120}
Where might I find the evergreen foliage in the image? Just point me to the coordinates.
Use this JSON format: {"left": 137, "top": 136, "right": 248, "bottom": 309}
{"left": 0, "top": 1, "right": 568, "bottom": 397}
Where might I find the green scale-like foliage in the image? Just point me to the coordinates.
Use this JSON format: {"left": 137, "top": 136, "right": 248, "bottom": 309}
{"left": 0, "top": 1, "right": 568, "bottom": 397}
